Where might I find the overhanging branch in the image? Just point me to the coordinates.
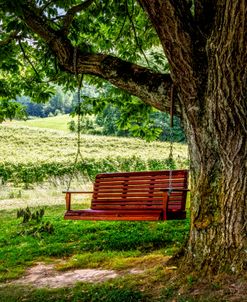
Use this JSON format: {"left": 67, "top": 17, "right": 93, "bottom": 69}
{"left": 18, "top": 1, "right": 180, "bottom": 115}
{"left": 74, "top": 53, "right": 178, "bottom": 114}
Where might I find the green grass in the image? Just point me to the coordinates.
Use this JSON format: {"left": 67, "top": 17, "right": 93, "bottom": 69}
{"left": 0, "top": 205, "right": 190, "bottom": 282}
{"left": 0, "top": 282, "right": 148, "bottom": 302}
{"left": 1, "top": 276, "right": 241, "bottom": 302}
{"left": 11, "top": 114, "right": 73, "bottom": 131}
{"left": 0, "top": 204, "right": 190, "bottom": 301}
{"left": 0, "top": 124, "right": 188, "bottom": 185}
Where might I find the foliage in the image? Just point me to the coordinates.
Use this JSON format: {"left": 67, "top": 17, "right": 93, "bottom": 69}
{"left": 0, "top": 99, "right": 27, "bottom": 122}
{"left": 0, "top": 0, "right": 170, "bottom": 139}
{"left": 14, "top": 83, "right": 185, "bottom": 142}
{"left": 95, "top": 105, "right": 186, "bottom": 142}
{"left": 16, "top": 87, "right": 76, "bottom": 118}
{"left": 17, "top": 207, "right": 45, "bottom": 224}
{"left": 0, "top": 0, "right": 178, "bottom": 142}
{"left": 0, "top": 124, "right": 188, "bottom": 186}
{"left": 68, "top": 115, "right": 102, "bottom": 135}
{"left": 67, "top": 83, "right": 185, "bottom": 142}
{"left": 16, "top": 207, "right": 54, "bottom": 238}
{"left": 17, "top": 89, "right": 186, "bottom": 141}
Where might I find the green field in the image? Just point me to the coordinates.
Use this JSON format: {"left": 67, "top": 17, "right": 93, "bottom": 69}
{"left": 11, "top": 114, "right": 73, "bottom": 131}
{"left": 0, "top": 205, "right": 190, "bottom": 301}
{"left": 0, "top": 122, "right": 188, "bottom": 185}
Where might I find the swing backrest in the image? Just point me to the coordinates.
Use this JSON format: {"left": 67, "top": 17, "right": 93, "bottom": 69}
{"left": 91, "top": 169, "right": 189, "bottom": 212}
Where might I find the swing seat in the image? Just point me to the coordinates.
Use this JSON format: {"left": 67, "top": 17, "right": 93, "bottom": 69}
{"left": 64, "top": 170, "right": 189, "bottom": 221}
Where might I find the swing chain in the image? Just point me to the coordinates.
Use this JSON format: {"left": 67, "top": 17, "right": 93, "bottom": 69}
{"left": 66, "top": 47, "right": 84, "bottom": 191}
{"left": 168, "top": 85, "right": 174, "bottom": 195}
{"left": 168, "top": 126, "right": 174, "bottom": 163}
{"left": 73, "top": 46, "right": 83, "bottom": 153}
{"left": 168, "top": 127, "right": 174, "bottom": 195}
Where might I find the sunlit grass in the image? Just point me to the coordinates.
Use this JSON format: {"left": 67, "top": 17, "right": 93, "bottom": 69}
{"left": 0, "top": 123, "right": 188, "bottom": 163}
{"left": 0, "top": 177, "right": 92, "bottom": 211}
{"left": 10, "top": 114, "right": 73, "bottom": 132}
{"left": 0, "top": 124, "right": 188, "bottom": 185}
{"left": 57, "top": 251, "right": 171, "bottom": 271}
{"left": 0, "top": 205, "right": 190, "bottom": 282}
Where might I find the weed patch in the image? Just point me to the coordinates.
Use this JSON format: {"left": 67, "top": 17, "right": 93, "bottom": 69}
{"left": 17, "top": 207, "right": 54, "bottom": 238}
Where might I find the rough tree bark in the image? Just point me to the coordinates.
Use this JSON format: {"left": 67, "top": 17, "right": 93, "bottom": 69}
{"left": 140, "top": 0, "right": 247, "bottom": 274}
{"left": 16, "top": 0, "right": 247, "bottom": 274}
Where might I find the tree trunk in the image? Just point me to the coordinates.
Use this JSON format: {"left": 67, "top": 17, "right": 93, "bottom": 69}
{"left": 139, "top": 0, "right": 247, "bottom": 274}
{"left": 185, "top": 2, "right": 247, "bottom": 274}
{"left": 186, "top": 123, "right": 247, "bottom": 274}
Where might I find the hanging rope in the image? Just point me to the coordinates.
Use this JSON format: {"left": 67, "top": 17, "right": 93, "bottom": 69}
{"left": 66, "top": 47, "right": 87, "bottom": 191}
{"left": 168, "top": 85, "right": 174, "bottom": 195}
{"left": 168, "top": 85, "right": 174, "bottom": 162}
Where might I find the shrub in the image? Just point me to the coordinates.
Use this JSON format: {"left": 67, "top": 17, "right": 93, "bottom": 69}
{"left": 17, "top": 207, "right": 54, "bottom": 238}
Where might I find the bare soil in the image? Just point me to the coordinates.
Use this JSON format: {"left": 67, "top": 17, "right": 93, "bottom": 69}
{"left": 8, "top": 263, "right": 144, "bottom": 289}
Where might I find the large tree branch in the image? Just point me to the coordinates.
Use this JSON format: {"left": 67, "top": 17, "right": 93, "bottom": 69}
{"left": 74, "top": 54, "right": 177, "bottom": 113}
{"left": 139, "top": 0, "right": 197, "bottom": 100}
{"left": 18, "top": 1, "right": 180, "bottom": 115}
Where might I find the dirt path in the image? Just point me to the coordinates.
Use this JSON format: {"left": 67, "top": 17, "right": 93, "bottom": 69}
{"left": 8, "top": 263, "right": 144, "bottom": 289}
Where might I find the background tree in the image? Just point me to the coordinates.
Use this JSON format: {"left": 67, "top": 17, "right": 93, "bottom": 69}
{"left": 16, "top": 87, "right": 75, "bottom": 117}
{"left": 0, "top": 0, "right": 246, "bottom": 274}
{"left": 71, "top": 87, "right": 185, "bottom": 141}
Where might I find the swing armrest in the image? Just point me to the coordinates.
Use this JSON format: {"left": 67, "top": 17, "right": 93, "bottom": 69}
{"left": 160, "top": 189, "right": 190, "bottom": 192}
{"left": 63, "top": 191, "right": 93, "bottom": 211}
{"left": 62, "top": 191, "right": 93, "bottom": 194}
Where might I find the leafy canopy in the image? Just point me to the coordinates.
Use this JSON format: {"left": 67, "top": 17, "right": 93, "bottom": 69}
{"left": 0, "top": 0, "right": 168, "bottom": 133}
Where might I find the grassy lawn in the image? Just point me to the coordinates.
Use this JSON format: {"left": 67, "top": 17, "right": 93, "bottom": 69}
{"left": 1, "top": 204, "right": 244, "bottom": 302}
{"left": 0, "top": 205, "right": 190, "bottom": 282}
{"left": 0, "top": 203, "right": 192, "bottom": 302}
{"left": 10, "top": 114, "right": 73, "bottom": 132}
